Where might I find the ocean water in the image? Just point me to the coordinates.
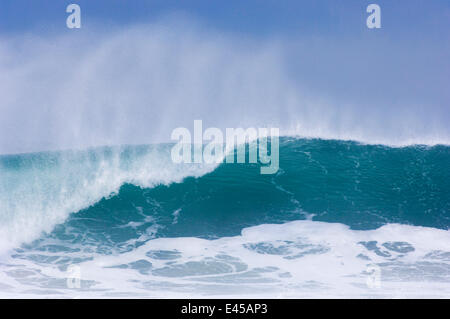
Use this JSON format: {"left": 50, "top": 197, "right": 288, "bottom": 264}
{"left": 0, "top": 137, "right": 449, "bottom": 298}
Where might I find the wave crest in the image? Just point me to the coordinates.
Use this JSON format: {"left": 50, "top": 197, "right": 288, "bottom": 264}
{"left": 0, "top": 144, "right": 217, "bottom": 252}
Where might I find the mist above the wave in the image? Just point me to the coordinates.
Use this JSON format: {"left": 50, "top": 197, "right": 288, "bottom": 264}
{"left": 0, "top": 16, "right": 449, "bottom": 154}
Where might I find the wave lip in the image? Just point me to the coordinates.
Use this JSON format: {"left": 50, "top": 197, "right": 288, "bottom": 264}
{"left": 0, "top": 144, "right": 218, "bottom": 253}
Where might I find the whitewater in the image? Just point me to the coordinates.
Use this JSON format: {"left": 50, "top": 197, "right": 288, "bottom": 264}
{"left": 0, "top": 138, "right": 449, "bottom": 298}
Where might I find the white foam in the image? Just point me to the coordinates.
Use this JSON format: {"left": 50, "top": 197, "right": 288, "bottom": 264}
{"left": 2, "top": 220, "right": 449, "bottom": 298}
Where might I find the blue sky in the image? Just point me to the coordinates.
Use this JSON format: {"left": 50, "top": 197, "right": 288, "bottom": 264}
{"left": 0, "top": 0, "right": 448, "bottom": 39}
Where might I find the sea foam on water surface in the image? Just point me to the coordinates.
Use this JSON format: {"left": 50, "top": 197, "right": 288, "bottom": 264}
{"left": 1, "top": 220, "right": 449, "bottom": 298}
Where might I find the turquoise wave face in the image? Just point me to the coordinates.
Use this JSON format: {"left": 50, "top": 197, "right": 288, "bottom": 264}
{"left": 23, "top": 137, "right": 449, "bottom": 254}
{"left": 2, "top": 137, "right": 450, "bottom": 298}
